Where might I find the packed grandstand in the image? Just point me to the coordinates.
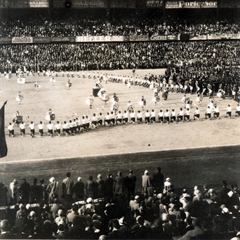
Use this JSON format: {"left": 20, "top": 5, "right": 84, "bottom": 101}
{"left": 0, "top": 0, "right": 240, "bottom": 239}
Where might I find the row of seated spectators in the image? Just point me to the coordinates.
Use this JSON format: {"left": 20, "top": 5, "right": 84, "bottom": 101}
{"left": 0, "top": 40, "right": 239, "bottom": 73}
{"left": 0, "top": 9, "right": 240, "bottom": 37}
{"left": 0, "top": 170, "right": 240, "bottom": 239}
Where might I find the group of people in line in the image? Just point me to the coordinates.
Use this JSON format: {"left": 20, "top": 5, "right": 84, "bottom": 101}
{"left": 3, "top": 65, "right": 239, "bottom": 138}
{"left": 7, "top": 99, "right": 240, "bottom": 138}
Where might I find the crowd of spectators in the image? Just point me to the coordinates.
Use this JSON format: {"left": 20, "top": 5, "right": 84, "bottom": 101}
{"left": 1, "top": 8, "right": 240, "bottom": 239}
{"left": 0, "top": 40, "right": 239, "bottom": 74}
{"left": 0, "top": 9, "right": 240, "bottom": 38}
{"left": 0, "top": 169, "right": 240, "bottom": 239}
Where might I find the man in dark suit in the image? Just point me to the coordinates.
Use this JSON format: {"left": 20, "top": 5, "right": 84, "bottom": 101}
{"left": 114, "top": 171, "right": 124, "bottom": 196}
{"left": 152, "top": 167, "right": 164, "bottom": 194}
{"left": 104, "top": 174, "right": 114, "bottom": 199}
{"left": 74, "top": 177, "right": 84, "bottom": 201}
{"left": 125, "top": 170, "right": 137, "bottom": 199}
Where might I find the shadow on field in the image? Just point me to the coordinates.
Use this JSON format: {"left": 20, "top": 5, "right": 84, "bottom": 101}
{"left": 0, "top": 145, "right": 240, "bottom": 196}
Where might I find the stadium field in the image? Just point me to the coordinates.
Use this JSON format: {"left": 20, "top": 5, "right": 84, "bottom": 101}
{"left": 0, "top": 68, "right": 240, "bottom": 194}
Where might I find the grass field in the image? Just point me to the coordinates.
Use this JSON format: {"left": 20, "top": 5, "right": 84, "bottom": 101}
{"left": 0, "top": 68, "right": 240, "bottom": 199}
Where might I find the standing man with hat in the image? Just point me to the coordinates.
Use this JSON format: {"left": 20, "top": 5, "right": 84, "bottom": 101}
{"left": 142, "top": 170, "right": 152, "bottom": 198}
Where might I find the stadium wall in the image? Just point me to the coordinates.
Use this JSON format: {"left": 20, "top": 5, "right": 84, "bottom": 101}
{"left": 0, "top": 0, "right": 240, "bottom": 8}
{"left": 0, "top": 33, "right": 240, "bottom": 44}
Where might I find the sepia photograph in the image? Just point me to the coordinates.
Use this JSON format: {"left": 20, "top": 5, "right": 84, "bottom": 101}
{"left": 0, "top": 0, "right": 240, "bottom": 239}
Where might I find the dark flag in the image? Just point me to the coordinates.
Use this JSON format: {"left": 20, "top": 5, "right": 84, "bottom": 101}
{"left": 0, "top": 101, "right": 7, "bottom": 158}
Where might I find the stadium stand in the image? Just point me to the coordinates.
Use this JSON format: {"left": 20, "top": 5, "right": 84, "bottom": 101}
{"left": 0, "top": 0, "right": 240, "bottom": 239}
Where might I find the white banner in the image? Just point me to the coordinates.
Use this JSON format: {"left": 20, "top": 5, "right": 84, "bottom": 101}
{"left": 75, "top": 36, "right": 124, "bottom": 42}
{"left": 190, "top": 35, "right": 207, "bottom": 40}
{"left": 147, "top": 0, "right": 163, "bottom": 7}
{"left": 181, "top": 1, "right": 217, "bottom": 8}
{"left": 29, "top": 0, "right": 49, "bottom": 7}
{"left": 165, "top": 1, "right": 180, "bottom": 8}
{"left": 166, "top": 1, "right": 217, "bottom": 8}
{"left": 12, "top": 37, "right": 33, "bottom": 44}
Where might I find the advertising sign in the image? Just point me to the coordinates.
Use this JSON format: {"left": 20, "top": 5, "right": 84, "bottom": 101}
{"left": 147, "top": 0, "right": 163, "bottom": 7}
{"left": 190, "top": 35, "right": 207, "bottom": 40}
{"left": 52, "top": 37, "right": 71, "bottom": 42}
{"left": 110, "top": 0, "right": 128, "bottom": 8}
{"left": 166, "top": 1, "right": 217, "bottom": 8}
{"left": 76, "top": 36, "right": 124, "bottom": 42}
{"left": 72, "top": 0, "right": 105, "bottom": 8}
{"left": 33, "top": 37, "right": 51, "bottom": 43}
{"left": 150, "top": 35, "right": 168, "bottom": 41}
{"left": 12, "top": 37, "right": 33, "bottom": 44}
{"left": 29, "top": 0, "right": 49, "bottom": 7}
{"left": 181, "top": 1, "right": 217, "bottom": 8}
{"left": 165, "top": 1, "right": 180, "bottom": 8}
{"left": 0, "top": 0, "right": 29, "bottom": 8}
{"left": 129, "top": 35, "right": 149, "bottom": 41}
{"left": 0, "top": 37, "right": 11, "bottom": 44}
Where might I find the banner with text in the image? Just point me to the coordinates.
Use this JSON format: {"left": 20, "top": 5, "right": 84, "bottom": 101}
{"left": 12, "top": 37, "right": 33, "bottom": 44}
{"left": 29, "top": 0, "right": 49, "bottom": 7}
{"left": 52, "top": 37, "right": 71, "bottom": 42}
{"left": 147, "top": 0, "right": 163, "bottom": 7}
{"left": 0, "top": 0, "right": 29, "bottom": 8}
{"left": 0, "top": 37, "right": 11, "bottom": 44}
{"left": 150, "top": 35, "right": 178, "bottom": 41}
{"left": 208, "top": 33, "right": 240, "bottom": 40}
{"left": 151, "top": 35, "right": 168, "bottom": 41}
{"left": 189, "top": 35, "right": 207, "bottom": 40}
{"left": 129, "top": 35, "right": 149, "bottom": 41}
{"left": 228, "top": 34, "right": 240, "bottom": 40}
{"left": 165, "top": 1, "right": 180, "bottom": 8}
{"left": 76, "top": 36, "right": 124, "bottom": 42}
{"left": 72, "top": 0, "right": 106, "bottom": 8}
{"left": 181, "top": 1, "right": 217, "bottom": 8}
{"left": 166, "top": 1, "right": 217, "bottom": 8}
{"left": 110, "top": 0, "right": 130, "bottom": 8}
{"left": 53, "top": 0, "right": 106, "bottom": 7}
{"left": 219, "top": 0, "right": 240, "bottom": 8}
{"left": 33, "top": 37, "right": 51, "bottom": 43}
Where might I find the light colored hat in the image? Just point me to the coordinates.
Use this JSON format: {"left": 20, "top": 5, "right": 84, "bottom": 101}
{"left": 29, "top": 211, "right": 35, "bottom": 217}
{"left": 134, "top": 195, "right": 140, "bottom": 200}
{"left": 118, "top": 217, "right": 124, "bottom": 225}
{"left": 49, "top": 177, "right": 55, "bottom": 183}
{"left": 157, "top": 193, "right": 163, "bottom": 199}
{"left": 86, "top": 197, "right": 93, "bottom": 203}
